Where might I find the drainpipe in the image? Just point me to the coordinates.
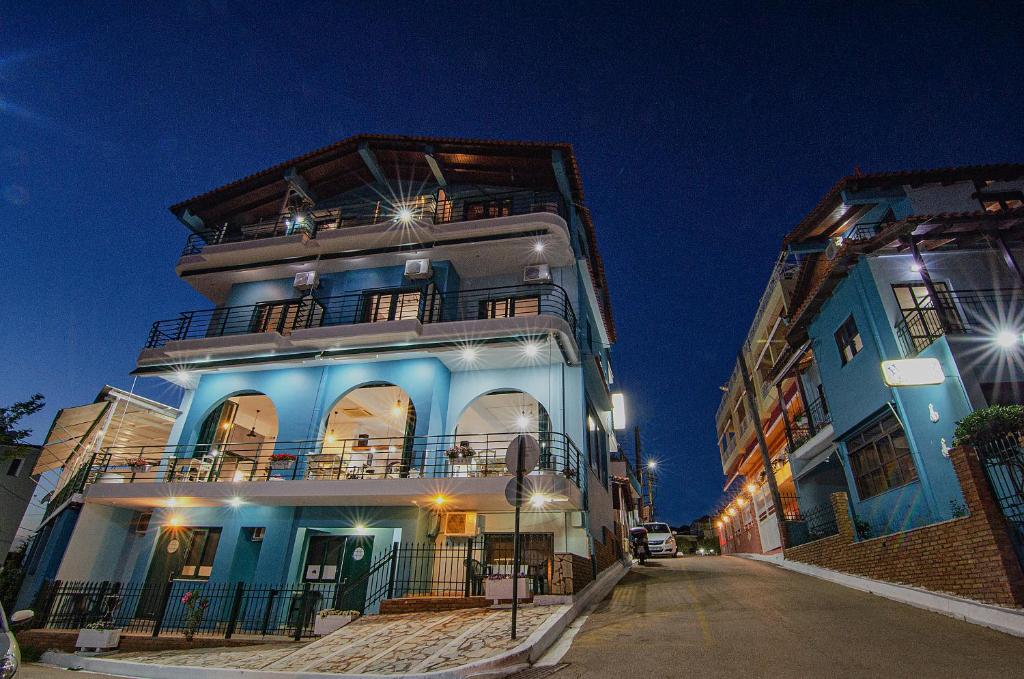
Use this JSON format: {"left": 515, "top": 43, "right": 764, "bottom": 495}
{"left": 737, "top": 350, "right": 786, "bottom": 544}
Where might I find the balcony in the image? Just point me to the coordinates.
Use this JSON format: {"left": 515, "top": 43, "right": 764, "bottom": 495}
{"left": 182, "top": 189, "right": 565, "bottom": 256}
{"left": 894, "top": 288, "right": 1024, "bottom": 356}
{"left": 139, "top": 283, "right": 578, "bottom": 368}
{"left": 78, "top": 431, "right": 587, "bottom": 510}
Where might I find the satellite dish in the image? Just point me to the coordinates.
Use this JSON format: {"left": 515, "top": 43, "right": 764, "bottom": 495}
{"left": 504, "top": 435, "right": 541, "bottom": 474}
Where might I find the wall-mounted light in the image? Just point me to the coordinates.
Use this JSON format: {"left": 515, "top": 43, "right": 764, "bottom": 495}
{"left": 995, "top": 330, "right": 1021, "bottom": 349}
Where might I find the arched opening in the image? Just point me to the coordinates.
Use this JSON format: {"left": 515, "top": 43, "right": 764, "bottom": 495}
{"left": 317, "top": 383, "right": 417, "bottom": 478}
{"left": 186, "top": 393, "right": 278, "bottom": 481}
{"left": 451, "top": 390, "right": 551, "bottom": 475}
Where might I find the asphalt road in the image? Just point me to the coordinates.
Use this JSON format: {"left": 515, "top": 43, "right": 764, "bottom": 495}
{"left": 558, "top": 555, "right": 1024, "bottom": 679}
{"left": 18, "top": 666, "right": 120, "bottom": 679}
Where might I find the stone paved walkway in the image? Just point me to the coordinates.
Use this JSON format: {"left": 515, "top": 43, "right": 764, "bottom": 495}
{"left": 114, "top": 604, "right": 564, "bottom": 675}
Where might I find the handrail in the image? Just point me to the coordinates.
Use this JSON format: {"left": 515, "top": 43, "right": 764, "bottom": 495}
{"left": 894, "top": 288, "right": 1024, "bottom": 356}
{"left": 183, "top": 189, "right": 565, "bottom": 256}
{"left": 86, "top": 431, "right": 586, "bottom": 492}
{"left": 145, "top": 283, "right": 576, "bottom": 348}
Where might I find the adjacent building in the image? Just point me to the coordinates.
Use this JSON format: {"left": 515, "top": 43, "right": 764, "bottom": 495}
{"left": 716, "top": 164, "right": 1024, "bottom": 552}
{"left": 0, "top": 444, "right": 42, "bottom": 559}
{"left": 22, "top": 136, "right": 626, "bottom": 620}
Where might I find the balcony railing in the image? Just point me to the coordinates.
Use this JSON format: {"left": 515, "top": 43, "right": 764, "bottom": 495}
{"left": 82, "top": 431, "right": 586, "bottom": 492}
{"left": 145, "top": 283, "right": 576, "bottom": 349}
{"left": 894, "top": 288, "right": 1024, "bottom": 356}
{"left": 183, "top": 190, "right": 565, "bottom": 256}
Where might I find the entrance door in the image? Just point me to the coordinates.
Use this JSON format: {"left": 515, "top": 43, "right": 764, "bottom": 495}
{"left": 335, "top": 536, "right": 375, "bottom": 611}
{"left": 137, "top": 529, "right": 192, "bottom": 618}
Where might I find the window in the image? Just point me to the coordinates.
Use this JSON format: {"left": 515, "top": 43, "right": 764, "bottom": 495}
{"left": 178, "top": 528, "right": 222, "bottom": 580}
{"left": 834, "top": 316, "right": 864, "bottom": 365}
{"left": 586, "top": 403, "right": 609, "bottom": 483}
{"left": 892, "top": 282, "right": 960, "bottom": 353}
{"left": 6, "top": 458, "right": 23, "bottom": 477}
{"left": 977, "top": 191, "right": 1024, "bottom": 213}
{"left": 478, "top": 295, "right": 540, "bottom": 320}
{"left": 363, "top": 289, "right": 421, "bottom": 322}
{"left": 846, "top": 412, "right": 917, "bottom": 500}
{"left": 250, "top": 298, "right": 322, "bottom": 336}
{"left": 463, "top": 197, "right": 512, "bottom": 221}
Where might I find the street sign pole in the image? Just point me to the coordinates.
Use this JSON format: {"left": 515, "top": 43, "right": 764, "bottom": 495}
{"left": 511, "top": 435, "right": 525, "bottom": 640}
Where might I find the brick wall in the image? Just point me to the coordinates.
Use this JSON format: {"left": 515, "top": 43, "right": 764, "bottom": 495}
{"left": 784, "top": 446, "right": 1024, "bottom": 607}
{"left": 379, "top": 596, "right": 489, "bottom": 614}
{"left": 551, "top": 553, "right": 592, "bottom": 594}
{"left": 593, "top": 525, "right": 623, "bottom": 573}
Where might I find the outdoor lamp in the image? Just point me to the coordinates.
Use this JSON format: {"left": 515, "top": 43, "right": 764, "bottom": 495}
{"left": 995, "top": 330, "right": 1020, "bottom": 349}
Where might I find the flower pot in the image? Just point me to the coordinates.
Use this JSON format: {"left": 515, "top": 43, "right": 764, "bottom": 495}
{"left": 270, "top": 460, "right": 296, "bottom": 470}
{"left": 484, "top": 578, "right": 529, "bottom": 603}
{"left": 76, "top": 628, "right": 121, "bottom": 652}
{"left": 313, "top": 614, "right": 356, "bottom": 636}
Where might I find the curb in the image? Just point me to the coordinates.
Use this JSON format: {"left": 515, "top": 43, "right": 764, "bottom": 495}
{"left": 41, "top": 561, "right": 628, "bottom": 679}
{"left": 738, "top": 554, "right": 1024, "bottom": 637}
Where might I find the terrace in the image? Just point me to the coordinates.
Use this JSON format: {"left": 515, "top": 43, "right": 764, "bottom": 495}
{"left": 894, "top": 288, "right": 1024, "bottom": 356}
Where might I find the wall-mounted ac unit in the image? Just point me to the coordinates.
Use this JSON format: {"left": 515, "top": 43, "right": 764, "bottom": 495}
{"left": 248, "top": 527, "right": 266, "bottom": 542}
{"left": 405, "top": 258, "right": 432, "bottom": 280}
{"left": 442, "top": 512, "right": 478, "bottom": 537}
{"left": 293, "top": 271, "right": 318, "bottom": 290}
{"left": 824, "top": 238, "right": 842, "bottom": 261}
{"left": 524, "top": 264, "right": 551, "bottom": 284}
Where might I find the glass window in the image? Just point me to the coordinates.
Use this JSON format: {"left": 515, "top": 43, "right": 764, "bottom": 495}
{"left": 846, "top": 412, "right": 917, "bottom": 500}
{"left": 363, "top": 289, "right": 422, "bottom": 322}
{"left": 479, "top": 295, "right": 540, "bottom": 320}
{"left": 892, "top": 282, "right": 959, "bottom": 353}
{"left": 6, "top": 458, "right": 22, "bottom": 477}
{"left": 834, "top": 316, "right": 864, "bottom": 365}
{"left": 178, "top": 528, "right": 222, "bottom": 580}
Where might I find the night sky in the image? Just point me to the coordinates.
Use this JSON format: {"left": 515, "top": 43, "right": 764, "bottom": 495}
{"left": 2, "top": 2, "right": 1022, "bottom": 526}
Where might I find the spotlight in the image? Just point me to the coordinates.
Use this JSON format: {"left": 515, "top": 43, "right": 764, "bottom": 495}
{"left": 529, "top": 493, "right": 550, "bottom": 508}
{"left": 227, "top": 497, "right": 243, "bottom": 508}
{"left": 533, "top": 241, "right": 545, "bottom": 253}
{"left": 397, "top": 207, "right": 413, "bottom": 223}
{"left": 167, "top": 514, "right": 183, "bottom": 527}
{"left": 461, "top": 346, "right": 479, "bottom": 364}
{"left": 523, "top": 341, "right": 541, "bottom": 358}
{"left": 995, "top": 330, "right": 1020, "bottom": 349}
{"left": 433, "top": 494, "right": 447, "bottom": 506}
{"left": 354, "top": 523, "right": 368, "bottom": 534}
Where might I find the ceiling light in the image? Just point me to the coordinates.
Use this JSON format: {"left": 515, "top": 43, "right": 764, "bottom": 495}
{"left": 516, "top": 414, "right": 531, "bottom": 429}
{"left": 397, "top": 207, "right": 413, "bottom": 223}
{"left": 995, "top": 330, "right": 1020, "bottom": 349}
{"left": 910, "top": 263, "right": 922, "bottom": 273}
{"left": 227, "top": 497, "right": 244, "bottom": 508}
{"left": 461, "top": 346, "right": 479, "bottom": 364}
{"left": 529, "top": 493, "right": 550, "bottom": 508}
{"left": 523, "top": 342, "right": 541, "bottom": 358}
{"left": 533, "top": 241, "right": 545, "bottom": 253}
{"left": 167, "top": 514, "right": 183, "bottom": 527}
{"left": 433, "top": 494, "right": 447, "bottom": 506}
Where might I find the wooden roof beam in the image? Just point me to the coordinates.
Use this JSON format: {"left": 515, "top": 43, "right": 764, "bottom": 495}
{"left": 358, "top": 141, "right": 389, "bottom": 187}
{"left": 422, "top": 145, "right": 447, "bottom": 188}
{"left": 284, "top": 167, "right": 317, "bottom": 204}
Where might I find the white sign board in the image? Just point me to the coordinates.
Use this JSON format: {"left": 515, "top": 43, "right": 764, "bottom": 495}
{"left": 881, "top": 358, "right": 945, "bottom": 387}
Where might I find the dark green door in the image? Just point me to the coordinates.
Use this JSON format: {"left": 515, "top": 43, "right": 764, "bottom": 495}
{"left": 137, "top": 528, "right": 191, "bottom": 618}
{"left": 335, "top": 536, "right": 375, "bottom": 611}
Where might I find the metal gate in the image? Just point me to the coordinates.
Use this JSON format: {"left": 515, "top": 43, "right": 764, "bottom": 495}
{"left": 976, "top": 433, "right": 1024, "bottom": 567}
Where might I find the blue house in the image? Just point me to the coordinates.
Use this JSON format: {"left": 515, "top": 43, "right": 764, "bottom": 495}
{"left": 778, "top": 165, "right": 1024, "bottom": 537}
{"left": 29, "top": 136, "right": 626, "bottom": 626}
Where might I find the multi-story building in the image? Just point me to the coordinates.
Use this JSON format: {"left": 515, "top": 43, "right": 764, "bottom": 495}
{"left": 716, "top": 164, "right": 1024, "bottom": 549}
{"left": 24, "top": 136, "right": 624, "bottom": 617}
{"left": 0, "top": 444, "right": 41, "bottom": 559}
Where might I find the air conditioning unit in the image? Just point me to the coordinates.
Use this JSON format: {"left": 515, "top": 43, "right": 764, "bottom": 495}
{"left": 248, "top": 527, "right": 266, "bottom": 542}
{"left": 824, "top": 237, "right": 842, "bottom": 261}
{"left": 129, "top": 511, "right": 152, "bottom": 535}
{"left": 293, "top": 271, "right": 318, "bottom": 290}
{"left": 442, "top": 512, "right": 478, "bottom": 537}
{"left": 404, "top": 258, "right": 432, "bottom": 280}
{"left": 523, "top": 264, "right": 551, "bottom": 284}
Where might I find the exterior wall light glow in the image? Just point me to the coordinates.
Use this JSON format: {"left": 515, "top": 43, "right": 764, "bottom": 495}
{"left": 523, "top": 341, "right": 541, "bottom": 358}
{"left": 228, "top": 497, "right": 244, "bottom": 508}
{"left": 516, "top": 414, "right": 531, "bottom": 429}
{"left": 461, "top": 346, "right": 479, "bottom": 364}
{"left": 397, "top": 207, "right": 413, "bottom": 223}
{"left": 727, "top": 507, "right": 737, "bottom": 516}
{"left": 611, "top": 393, "right": 627, "bottom": 430}
{"left": 533, "top": 241, "right": 545, "bottom": 253}
{"left": 433, "top": 494, "right": 447, "bottom": 506}
{"left": 529, "top": 493, "right": 550, "bottom": 508}
{"left": 995, "top": 330, "right": 1021, "bottom": 349}
{"left": 910, "top": 263, "right": 922, "bottom": 273}
{"left": 746, "top": 482, "right": 757, "bottom": 495}
{"left": 735, "top": 497, "right": 746, "bottom": 507}
{"left": 647, "top": 460, "right": 657, "bottom": 470}
{"left": 167, "top": 514, "right": 183, "bottom": 527}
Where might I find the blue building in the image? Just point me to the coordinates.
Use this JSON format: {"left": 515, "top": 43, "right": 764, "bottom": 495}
{"left": 777, "top": 165, "right": 1024, "bottom": 537}
{"left": 28, "top": 136, "right": 626, "bottom": 620}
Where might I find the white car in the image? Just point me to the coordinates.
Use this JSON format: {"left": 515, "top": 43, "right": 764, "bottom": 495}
{"left": 643, "top": 522, "right": 678, "bottom": 557}
{"left": 1, "top": 604, "right": 34, "bottom": 678}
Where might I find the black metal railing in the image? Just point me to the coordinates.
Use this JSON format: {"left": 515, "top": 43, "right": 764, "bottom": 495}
{"left": 85, "top": 431, "right": 586, "bottom": 492}
{"left": 975, "top": 432, "right": 1024, "bottom": 568}
{"left": 32, "top": 579, "right": 331, "bottom": 640}
{"left": 145, "top": 283, "right": 576, "bottom": 349}
{"left": 183, "top": 190, "right": 565, "bottom": 256}
{"left": 784, "top": 500, "right": 840, "bottom": 547}
{"left": 894, "top": 288, "right": 1024, "bottom": 356}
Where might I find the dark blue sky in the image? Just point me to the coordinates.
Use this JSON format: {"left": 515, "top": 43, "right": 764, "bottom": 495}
{"left": 2, "top": 2, "right": 1022, "bottom": 524}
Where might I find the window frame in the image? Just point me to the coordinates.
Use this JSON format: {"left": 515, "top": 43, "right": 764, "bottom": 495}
{"left": 361, "top": 287, "right": 423, "bottom": 323}
{"left": 178, "top": 527, "right": 222, "bottom": 580}
{"left": 834, "top": 315, "right": 864, "bottom": 366}
{"left": 845, "top": 411, "right": 918, "bottom": 500}
{"left": 6, "top": 458, "right": 23, "bottom": 477}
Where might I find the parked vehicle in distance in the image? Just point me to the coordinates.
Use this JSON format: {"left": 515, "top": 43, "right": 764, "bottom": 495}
{"left": 629, "top": 526, "right": 651, "bottom": 565}
{"left": 643, "top": 522, "right": 678, "bottom": 557}
{"left": 1, "top": 604, "right": 34, "bottom": 678}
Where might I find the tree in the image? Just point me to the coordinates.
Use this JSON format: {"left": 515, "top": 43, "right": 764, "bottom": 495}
{"left": 0, "top": 393, "right": 45, "bottom": 459}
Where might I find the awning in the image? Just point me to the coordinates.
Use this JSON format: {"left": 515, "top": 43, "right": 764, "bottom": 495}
{"left": 35, "top": 386, "right": 179, "bottom": 476}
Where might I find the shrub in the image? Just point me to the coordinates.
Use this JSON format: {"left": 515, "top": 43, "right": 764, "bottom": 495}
{"left": 953, "top": 405, "right": 1024, "bottom": 446}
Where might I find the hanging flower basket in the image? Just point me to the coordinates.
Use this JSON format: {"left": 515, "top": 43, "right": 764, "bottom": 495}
{"left": 446, "top": 443, "right": 476, "bottom": 461}
{"left": 270, "top": 453, "right": 297, "bottom": 470}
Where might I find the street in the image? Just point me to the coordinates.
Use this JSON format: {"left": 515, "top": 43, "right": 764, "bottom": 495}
{"left": 558, "top": 556, "right": 1024, "bottom": 679}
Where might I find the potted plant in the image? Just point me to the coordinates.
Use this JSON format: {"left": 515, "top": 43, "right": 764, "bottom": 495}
{"left": 181, "top": 590, "right": 210, "bottom": 642}
{"left": 76, "top": 593, "right": 122, "bottom": 652}
{"left": 445, "top": 441, "right": 475, "bottom": 461}
{"left": 313, "top": 609, "right": 361, "bottom": 636}
{"left": 484, "top": 574, "right": 529, "bottom": 603}
{"left": 125, "top": 456, "right": 151, "bottom": 473}
{"left": 269, "top": 453, "right": 298, "bottom": 470}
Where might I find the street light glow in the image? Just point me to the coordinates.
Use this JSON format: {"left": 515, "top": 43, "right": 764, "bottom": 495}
{"left": 647, "top": 460, "right": 657, "bottom": 470}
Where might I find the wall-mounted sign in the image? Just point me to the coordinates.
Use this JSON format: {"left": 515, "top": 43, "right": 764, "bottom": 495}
{"left": 881, "top": 358, "right": 945, "bottom": 387}
{"left": 166, "top": 538, "right": 180, "bottom": 554}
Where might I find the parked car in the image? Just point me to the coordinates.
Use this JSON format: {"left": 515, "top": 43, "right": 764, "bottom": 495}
{"left": 1, "top": 604, "right": 33, "bottom": 678}
{"left": 643, "top": 522, "right": 678, "bottom": 557}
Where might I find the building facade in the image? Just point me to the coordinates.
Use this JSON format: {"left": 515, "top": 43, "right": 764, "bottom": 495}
{"left": 716, "top": 164, "right": 1024, "bottom": 550}
{"left": 26, "top": 136, "right": 624, "bottom": 617}
{"left": 0, "top": 445, "right": 41, "bottom": 559}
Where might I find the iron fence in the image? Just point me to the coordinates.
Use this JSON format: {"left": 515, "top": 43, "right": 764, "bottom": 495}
{"left": 145, "top": 283, "right": 576, "bottom": 349}
{"left": 894, "top": 288, "right": 1024, "bottom": 356}
{"left": 975, "top": 432, "right": 1024, "bottom": 567}
{"left": 182, "top": 189, "right": 565, "bottom": 256}
{"left": 783, "top": 500, "right": 839, "bottom": 547}
{"left": 32, "top": 579, "right": 333, "bottom": 640}
{"left": 84, "top": 431, "right": 586, "bottom": 492}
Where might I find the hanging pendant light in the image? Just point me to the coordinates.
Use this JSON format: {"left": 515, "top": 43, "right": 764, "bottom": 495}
{"left": 247, "top": 409, "right": 261, "bottom": 438}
